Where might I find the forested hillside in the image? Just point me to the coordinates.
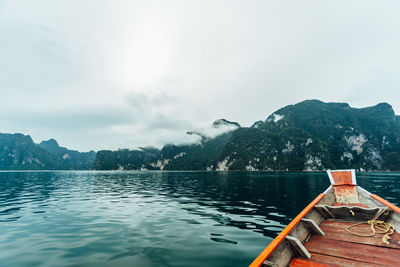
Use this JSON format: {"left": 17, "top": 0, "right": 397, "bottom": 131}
{"left": 0, "top": 134, "right": 95, "bottom": 170}
{"left": 94, "top": 100, "right": 400, "bottom": 171}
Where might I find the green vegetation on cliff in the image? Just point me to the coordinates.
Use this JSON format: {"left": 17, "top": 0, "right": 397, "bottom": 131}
{"left": 2, "top": 100, "right": 400, "bottom": 171}
{"left": 0, "top": 134, "right": 95, "bottom": 170}
{"left": 93, "top": 100, "right": 400, "bottom": 171}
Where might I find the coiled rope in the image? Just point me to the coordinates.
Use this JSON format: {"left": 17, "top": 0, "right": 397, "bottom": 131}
{"left": 345, "top": 207, "right": 394, "bottom": 244}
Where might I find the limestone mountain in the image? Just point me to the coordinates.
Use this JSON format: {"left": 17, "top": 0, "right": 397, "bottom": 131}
{"left": 0, "top": 133, "right": 95, "bottom": 170}
{"left": 0, "top": 133, "right": 58, "bottom": 170}
{"left": 93, "top": 100, "right": 400, "bottom": 171}
{"left": 39, "top": 139, "right": 96, "bottom": 170}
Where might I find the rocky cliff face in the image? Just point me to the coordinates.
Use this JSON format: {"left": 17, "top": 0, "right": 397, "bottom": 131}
{"left": 0, "top": 134, "right": 95, "bottom": 170}
{"left": 0, "top": 133, "right": 58, "bottom": 170}
{"left": 93, "top": 100, "right": 400, "bottom": 171}
{"left": 39, "top": 139, "right": 96, "bottom": 170}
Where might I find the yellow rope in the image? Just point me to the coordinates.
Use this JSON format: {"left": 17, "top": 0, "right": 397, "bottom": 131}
{"left": 345, "top": 207, "right": 395, "bottom": 245}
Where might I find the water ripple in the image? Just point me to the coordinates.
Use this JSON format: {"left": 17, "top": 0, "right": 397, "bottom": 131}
{"left": 0, "top": 171, "right": 398, "bottom": 266}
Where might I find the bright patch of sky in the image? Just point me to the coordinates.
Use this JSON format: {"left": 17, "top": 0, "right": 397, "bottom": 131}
{"left": 0, "top": 0, "right": 399, "bottom": 151}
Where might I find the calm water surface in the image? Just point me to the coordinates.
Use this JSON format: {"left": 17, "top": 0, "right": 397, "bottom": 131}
{"left": 0, "top": 171, "right": 399, "bottom": 267}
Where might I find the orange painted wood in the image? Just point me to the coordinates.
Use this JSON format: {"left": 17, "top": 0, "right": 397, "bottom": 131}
{"left": 330, "top": 170, "right": 353, "bottom": 185}
{"left": 289, "top": 258, "right": 329, "bottom": 267}
{"left": 333, "top": 185, "right": 358, "bottom": 201}
{"left": 320, "top": 220, "right": 400, "bottom": 249}
{"left": 332, "top": 202, "right": 368, "bottom": 208}
{"left": 305, "top": 235, "right": 400, "bottom": 265}
{"left": 293, "top": 253, "right": 382, "bottom": 267}
{"left": 249, "top": 193, "right": 326, "bottom": 267}
{"left": 370, "top": 194, "right": 400, "bottom": 214}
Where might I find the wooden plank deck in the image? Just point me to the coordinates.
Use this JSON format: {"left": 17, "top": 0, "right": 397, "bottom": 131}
{"left": 290, "top": 220, "right": 400, "bottom": 266}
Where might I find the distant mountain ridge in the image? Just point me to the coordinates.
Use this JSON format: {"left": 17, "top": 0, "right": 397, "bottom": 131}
{"left": 2, "top": 100, "right": 400, "bottom": 171}
{"left": 39, "top": 139, "right": 96, "bottom": 169}
{"left": 94, "top": 100, "right": 400, "bottom": 171}
{"left": 0, "top": 134, "right": 95, "bottom": 170}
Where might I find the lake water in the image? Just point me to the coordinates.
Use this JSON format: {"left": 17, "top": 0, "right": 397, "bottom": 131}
{"left": 0, "top": 171, "right": 399, "bottom": 267}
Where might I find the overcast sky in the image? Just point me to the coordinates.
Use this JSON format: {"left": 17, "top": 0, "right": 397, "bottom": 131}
{"left": 1, "top": 1, "right": 399, "bottom": 151}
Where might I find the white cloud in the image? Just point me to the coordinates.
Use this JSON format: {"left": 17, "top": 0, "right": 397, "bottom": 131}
{"left": 0, "top": 0, "right": 399, "bottom": 151}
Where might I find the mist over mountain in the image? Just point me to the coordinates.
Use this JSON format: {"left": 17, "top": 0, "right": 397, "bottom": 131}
{"left": 1, "top": 100, "right": 399, "bottom": 171}
{"left": 94, "top": 100, "right": 400, "bottom": 171}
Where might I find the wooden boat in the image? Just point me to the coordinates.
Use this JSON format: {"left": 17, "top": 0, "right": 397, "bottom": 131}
{"left": 250, "top": 169, "right": 400, "bottom": 267}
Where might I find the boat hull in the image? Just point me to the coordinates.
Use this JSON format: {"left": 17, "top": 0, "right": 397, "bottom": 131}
{"left": 250, "top": 170, "right": 400, "bottom": 267}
